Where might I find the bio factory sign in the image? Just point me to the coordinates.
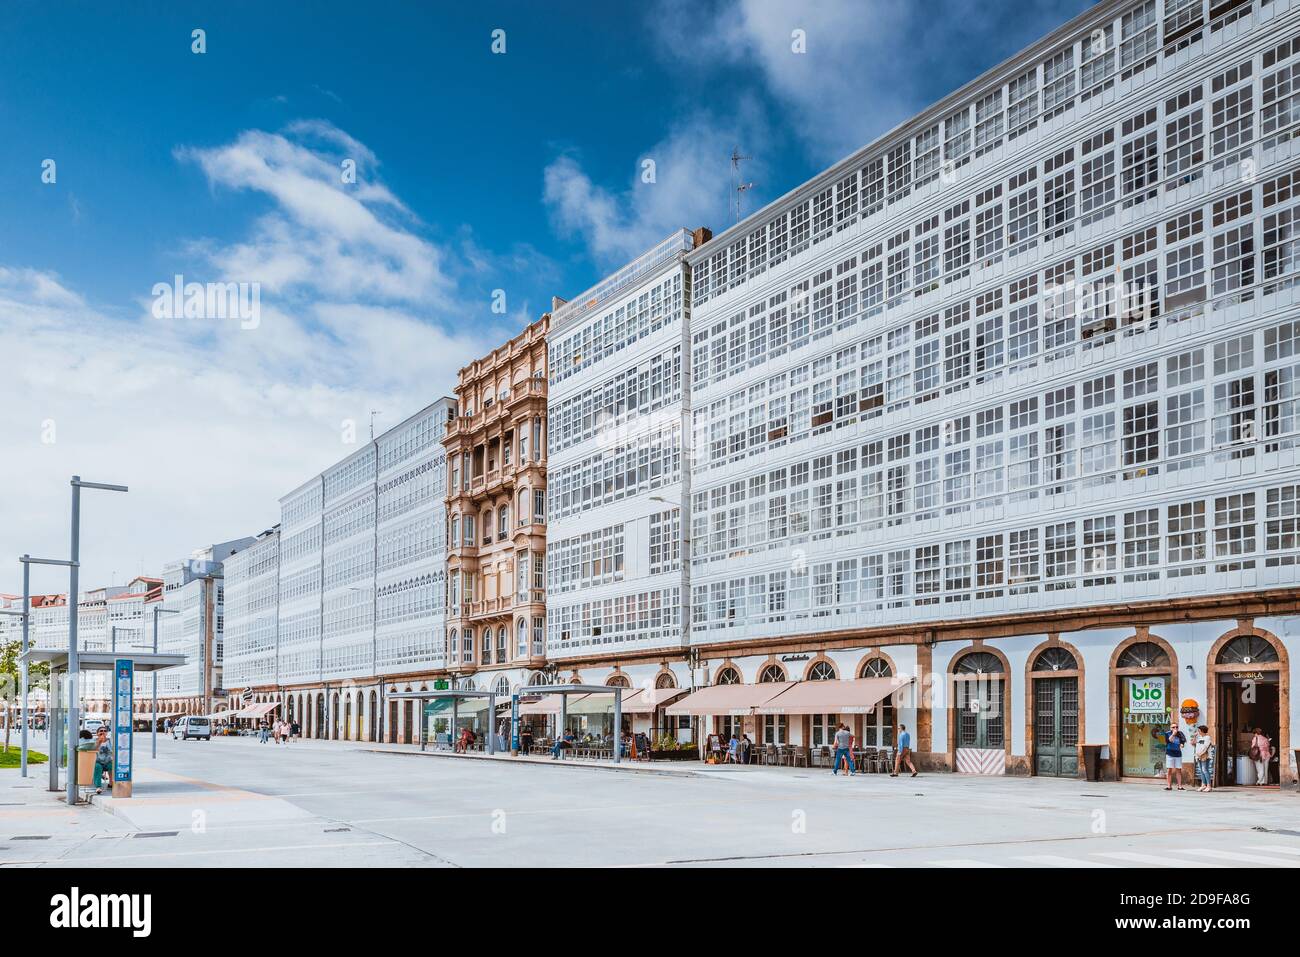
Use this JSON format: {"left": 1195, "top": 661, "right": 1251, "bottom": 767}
{"left": 1128, "top": 676, "right": 1166, "bottom": 714}
{"left": 113, "top": 658, "right": 134, "bottom": 796}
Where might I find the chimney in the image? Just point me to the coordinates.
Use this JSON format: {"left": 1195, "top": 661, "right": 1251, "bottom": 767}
{"left": 691, "top": 226, "right": 713, "bottom": 249}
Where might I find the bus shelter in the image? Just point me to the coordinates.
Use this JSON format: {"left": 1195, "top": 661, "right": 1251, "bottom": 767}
{"left": 20, "top": 648, "right": 186, "bottom": 795}
{"left": 386, "top": 689, "right": 505, "bottom": 754}
{"left": 512, "top": 684, "right": 627, "bottom": 763}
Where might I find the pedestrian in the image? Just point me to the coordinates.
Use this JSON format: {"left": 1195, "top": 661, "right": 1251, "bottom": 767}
{"left": 164, "top": 718, "right": 172, "bottom": 734}
{"left": 291, "top": 719, "right": 301, "bottom": 741}
{"left": 832, "top": 722, "right": 856, "bottom": 775}
{"left": 258, "top": 721, "right": 269, "bottom": 744}
{"left": 280, "top": 720, "right": 289, "bottom": 744}
{"left": 1193, "top": 724, "right": 1214, "bottom": 792}
{"left": 739, "top": 732, "right": 752, "bottom": 765}
{"left": 891, "top": 723, "right": 918, "bottom": 777}
{"left": 520, "top": 724, "right": 534, "bottom": 755}
{"left": 88, "top": 726, "right": 113, "bottom": 794}
{"left": 727, "top": 732, "right": 739, "bottom": 764}
{"left": 1250, "top": 727, "right": 1273, "bottom": 786}
{"left": 1153, "top": 722, "right": 1187, "bottom": 790}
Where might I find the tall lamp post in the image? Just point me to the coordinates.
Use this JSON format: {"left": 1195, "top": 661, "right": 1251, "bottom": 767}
{"left": 17, "top": 555, "right": 77, "bottom": 779}
{"left": 67, "top": 476, "right": 128, "bottom": 806}
{"left": 151, "top": 605, "right": 180, "bottom": 759}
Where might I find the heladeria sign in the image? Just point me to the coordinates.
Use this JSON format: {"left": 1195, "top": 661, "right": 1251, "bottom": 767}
{"left": 1127, "top": 676, "right": 1166, "bottom": 714}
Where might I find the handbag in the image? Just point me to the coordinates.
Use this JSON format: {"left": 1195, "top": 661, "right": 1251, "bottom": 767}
{"left": 1248, "top": 744, "right": 1261, "bottom": 761}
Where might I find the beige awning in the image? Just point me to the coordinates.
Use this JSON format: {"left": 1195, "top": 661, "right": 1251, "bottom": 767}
{"left": 236, "top": 701, "right": 279, "bottom": 718}
{"left": 206, "top": 708, "right": 242, "bottom": 720}
{"left": 753, "top": 677, "right": 911, "bottom": 715}
{"left": 565, "top": 691, "right": 635, "bottom": 716}
{"left": 517, "top": 694, "right": 588, "bottom": 716}
{"left": 619, "top": 687, "right": 688, "bottom": 713}
{"left": 664, "top": 682, "right": 796, "bottom": 716}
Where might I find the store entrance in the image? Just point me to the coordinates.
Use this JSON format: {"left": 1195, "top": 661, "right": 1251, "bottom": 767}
{"left": 1215, "top": 673, "right": 1281, "bottom": 787}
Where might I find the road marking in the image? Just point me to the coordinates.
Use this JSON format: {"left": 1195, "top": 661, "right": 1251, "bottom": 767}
{"left": 1244, "top": 844, "right": 1300, "bottom": 857}
{"left": 1175, "top": 848, "right": 1300, "bottom": 866}
{"left": 1013, "top": 854, "right": 1116, "bottom": 868}
{"left": 927, "top": 859, "right": 1004, "bottom": 867}
{"left": 1092, "top": 851, "right": 1224, "bottom": 867}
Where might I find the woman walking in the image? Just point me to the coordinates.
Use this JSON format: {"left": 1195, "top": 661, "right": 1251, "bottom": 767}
{"left": 1250, "top": 727, "right": 1273, "bottom": 785}
{"left": 1193, "top": 725, "right": 1214, "bottom": 792}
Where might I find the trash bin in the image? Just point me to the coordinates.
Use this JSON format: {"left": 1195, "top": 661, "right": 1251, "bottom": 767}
{"left": 75, "top": 750, "right": 98, "bottom": 789}
{"left": 1081, "top": 744, "right": 1105, "bottom": 781}
{"left": 1236, "top": 755, "right": 1257, "bottom": 786}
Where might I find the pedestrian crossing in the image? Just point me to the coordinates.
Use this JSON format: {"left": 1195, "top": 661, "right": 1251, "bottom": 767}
{"left": 834, "top": 842, "right": 1300, "bottom": 868}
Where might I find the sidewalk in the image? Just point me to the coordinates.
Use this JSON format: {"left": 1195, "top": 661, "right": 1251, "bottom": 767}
{"left": 1, "top": 767, "right": 133, "bottom": 864}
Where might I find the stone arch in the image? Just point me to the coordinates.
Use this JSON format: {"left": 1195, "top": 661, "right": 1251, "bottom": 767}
{"left": 1024, "top": 635, "right": 1086, "bottom": 778}
{"left": 946, "top": 643, "right": 1014, "bottom": 773}
{"left": 1108, "top": 627, "right": 1179, "bottom": 780}
{"left": 802, "top": 655, "right": 838, "bottom": 681}
{"left": 1206, "top": 621, "right": 1291, "bottom": 785}
{"left": 713, "top": 661, "right": 741, "bottom": 685}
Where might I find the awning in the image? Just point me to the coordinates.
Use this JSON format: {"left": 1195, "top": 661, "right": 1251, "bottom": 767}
{"left": 564, "top": 691, "right": 634, "bottom": 716}
{"left": 753, "top": 677, "right": 911, "bottom": 715}
{"left": 236, "top": 702, "right": 279, "bottom": 719}
{"left": 619, "top": 687, "right": 688, "bottom": 713}
{"left": 206, "top": 708, "right": 242, "bottom": 720}
{"left": 518, "top": 694, "right": 588, "bottom": 716}
{"left": 664, "top": 681, "right": 796, "bottom": 716}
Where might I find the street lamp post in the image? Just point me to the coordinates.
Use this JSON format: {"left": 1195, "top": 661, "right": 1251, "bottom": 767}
{"left": 67, "top": 476, "right": 128, "bottom": 806}
{"left": 151, "top": 605, "right": 180, "bottom": 759}
{"left": 17, "top": 555, "right": 77, "bottom": 780}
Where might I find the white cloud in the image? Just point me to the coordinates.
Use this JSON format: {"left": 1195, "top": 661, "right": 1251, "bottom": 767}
{"left": 543, "top": 108, "right": 765, "bottom": 268}
{"left": 653, "top": 0, "right": 1091, "bottom": 164}
{"left": 0, "top": 123, "right": 511, "bottom": 593}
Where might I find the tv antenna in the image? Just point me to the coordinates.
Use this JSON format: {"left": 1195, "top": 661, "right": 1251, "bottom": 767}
{"left": 369, "top": 410, "right": 383, "bottom": 441}
{"left": 730, "top": 147, "right": 754, "bottom": 224}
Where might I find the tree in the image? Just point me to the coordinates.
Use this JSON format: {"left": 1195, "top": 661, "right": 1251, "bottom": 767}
{"left": 0, "top": 638, "right": 49, "bottom": 753}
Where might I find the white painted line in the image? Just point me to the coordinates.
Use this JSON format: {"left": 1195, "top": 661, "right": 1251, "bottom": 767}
{"left": 1093, "top": 851, "right": 1224, "bottom": 867}
{"left": 1013, "top": 854, "right": 1116, "bottom": 868}
{"left": 926, "top": 859, "right": 1004, "bottom": 867}
{"left": 1175, "top": 848, "right": 1300, "bottom": 866}
{"left": 1243, "top": 844, "right": 1300, "bottom": 857}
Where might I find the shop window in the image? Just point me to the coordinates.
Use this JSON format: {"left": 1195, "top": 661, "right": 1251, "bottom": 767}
{"left": 1216, "top": 634, "right": 1279, "bottom": 664}
{"left": 1031, "top": 647, "right": 1078, "bottom": 672}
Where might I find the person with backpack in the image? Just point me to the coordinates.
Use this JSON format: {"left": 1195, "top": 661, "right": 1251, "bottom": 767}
{"left": 1153, "top": 722, "right": 1187, "bottom": 790}
{"left": 1250, "top": 727, "right": 1273, "bottom": 786}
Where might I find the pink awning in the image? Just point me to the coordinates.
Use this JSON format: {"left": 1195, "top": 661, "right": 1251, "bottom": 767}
{"left": 664, "top": 682, "right": 796, "bottom": 716}
{"left": 517, "top": 694, "right": 588, "bottom": 716}
{"left": 619, "top": 687, "right": 688, "bottom": 713}
{"left": 236, "top": 701, "right": 280, "bottom": 718}
{"left": 753, "top": 677, "right": 911, "bottom": 715}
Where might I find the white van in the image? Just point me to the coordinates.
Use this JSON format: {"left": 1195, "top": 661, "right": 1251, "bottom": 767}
{"left": 172, "top": 716, "right": 211, "bottom": 741}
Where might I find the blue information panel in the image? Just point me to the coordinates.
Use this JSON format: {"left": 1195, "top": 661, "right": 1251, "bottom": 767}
{"left": 113, "top": 658, "right": 133, "bottom": 784}
{"left": 511, "top": 694, "right": 519, "bottom": 752}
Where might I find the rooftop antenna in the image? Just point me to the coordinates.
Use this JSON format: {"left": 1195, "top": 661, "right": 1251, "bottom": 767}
{"left": 369, "top": 410, "right": 383, "bottom": 441}
{"left": 730, "top": 147, "right": 754, "bottom": 224}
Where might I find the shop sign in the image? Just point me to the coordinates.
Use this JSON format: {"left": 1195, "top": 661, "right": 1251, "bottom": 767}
{"left": 780, "top": 654, "right": 811, "bottom": 663}
{"left": 1127, "top": 676, "right": 1166, "bottom": 714}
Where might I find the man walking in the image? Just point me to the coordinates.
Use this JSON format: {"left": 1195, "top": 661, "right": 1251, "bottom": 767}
{"left": 891, "top": 723, "right": 918, "bottom": 777}
{"left": 832, "top": 723, "right": 856, "bottom": 775}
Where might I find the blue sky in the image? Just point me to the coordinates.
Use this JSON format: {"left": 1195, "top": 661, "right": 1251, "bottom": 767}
{"left": 0, "top": 0, "right": 1093, "bottom": 590}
